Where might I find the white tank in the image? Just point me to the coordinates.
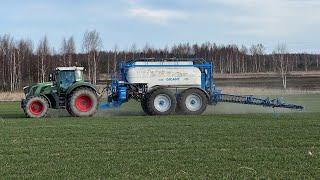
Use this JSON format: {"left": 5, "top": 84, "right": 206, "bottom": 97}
{"left": 126, "top": 61, "right": 202, "bottom": 89}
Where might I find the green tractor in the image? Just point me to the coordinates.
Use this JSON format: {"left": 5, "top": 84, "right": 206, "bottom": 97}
{"left": 21, "top": 67, "right": 98, "bottom": 118}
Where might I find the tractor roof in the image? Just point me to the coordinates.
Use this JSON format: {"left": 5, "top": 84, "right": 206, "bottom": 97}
{"left": 56, "top": 67, "right": 84, "bottom": 71}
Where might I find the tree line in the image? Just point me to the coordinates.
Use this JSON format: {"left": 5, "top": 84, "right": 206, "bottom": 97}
{"left": 0, "top": 30, "right": 319, "bottom": 91}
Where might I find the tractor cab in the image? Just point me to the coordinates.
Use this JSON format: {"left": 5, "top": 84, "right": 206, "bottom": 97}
{"left": 51, "top": 67, "right": 84, "bottom": 91}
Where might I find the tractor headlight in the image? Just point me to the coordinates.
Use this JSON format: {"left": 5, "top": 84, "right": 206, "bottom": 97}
{"left": 23, "top": 86, "right": 30, "bottom": 95}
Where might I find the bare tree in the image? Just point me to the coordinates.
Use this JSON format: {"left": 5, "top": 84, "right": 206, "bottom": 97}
{"left": 163, "top": 45, "right": 169, "bottom": 58}
{"left": 61, "top": 37, "right": 76, "bottom": 66}
{"left": 240, "top": 45, "right": 248, "bottom": 73}
{"left": 61, "top": 38, "right": 67, "bottom": 66}
{"left": 37, "top": 36, "right": 50, "bottom": 82}
{"left": 113, "top": 44, "right": 118, "bottom": 74}
{"left": 82, "top": 30, "right": 102, "bottom": 84}
{"left": 303, "top": 53, "right": 311, "bottom": 72}
{"left": 10, "top": 38, "right": 16, "bottom": 91}
{"left": 66, "top": 37, "right": 76, "bottom": 66}
{"left": 273, "top": 43, "right": 289, "bottom": 89}
{"left": 250, "top": 44, "right": 265, "bottom": 72}
{"left": 0, "top": 35, "right": 13, "bottom": 90}
{"left": 17, "top": 39, "right": 33, "bottom": 86}
{"left": 130, "top": 43, "right": 137, "bottom": 60}
{"left": 0, "top": 34, "right": 20, "bottom": 91}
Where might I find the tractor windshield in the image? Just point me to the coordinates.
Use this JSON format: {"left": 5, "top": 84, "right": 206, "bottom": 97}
{"left": 60, "top": 70, "right": 75, "bottom": 89}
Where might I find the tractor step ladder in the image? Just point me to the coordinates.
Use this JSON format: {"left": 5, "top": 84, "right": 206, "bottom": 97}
{"left": 59, "top": 94, "right": 67, "bottom": 107}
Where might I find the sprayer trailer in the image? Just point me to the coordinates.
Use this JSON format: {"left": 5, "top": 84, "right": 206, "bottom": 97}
{"left": 99, "top": 58, "right": 303, "bottom": 115}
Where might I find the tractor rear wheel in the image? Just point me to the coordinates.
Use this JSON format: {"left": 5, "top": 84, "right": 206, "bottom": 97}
{"left": 66, "top": 105, "right": 74, "bottom": 116}
{"left": 177, "top": 88, "right": 208, "bottom": 115}
{"left": 146, "top": 88, "right": 176, "bottom": 115}
{"left": 24, "top": 96, "right": 49, "bottom": 118}
{"left": 67, "top": 88, "right": 98, "bottom": 117}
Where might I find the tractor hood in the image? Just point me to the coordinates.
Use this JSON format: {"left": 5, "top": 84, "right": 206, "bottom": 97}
{"left": 24, "top": 82, "right": 53, "bottom": 97}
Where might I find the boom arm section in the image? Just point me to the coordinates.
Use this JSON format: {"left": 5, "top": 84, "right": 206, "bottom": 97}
{"left": 211, "top": 93, "right": 304, "bottom": 110}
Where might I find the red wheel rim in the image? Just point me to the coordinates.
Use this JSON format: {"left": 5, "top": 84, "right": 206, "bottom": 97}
{"left": 75, "top": 95, "right": 93, "bottom": 112}
{"left": 29, "top": 100, "right": 45, "bottom": 115}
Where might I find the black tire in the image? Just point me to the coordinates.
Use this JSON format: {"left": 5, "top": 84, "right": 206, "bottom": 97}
{"left": 141, "top": 95, "right": 151, "bottom": 115}
{"left": 24, "top": 96, "right": 49, "bottom": 118}
{"left": 66, "top": 105, "right": 74, "bottom": 116}
{"left": 177, "top": 88, "right": 208, "bottom": 115}
{"left": 67, "top": 88, "right": 98, "bottom": 117}
{"left": 146, "top": 88, "right": 176, "bottom": 115}
{"left": 175, "top": 104, "right": 184, "bottom": 115}
{"left": 140, "top": 89, "right": 156, "bottom": 115}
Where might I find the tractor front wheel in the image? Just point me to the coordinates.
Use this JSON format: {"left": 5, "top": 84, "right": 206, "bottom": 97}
{"left": 24, "top": 96, "right": 49, "bottom": 118}
{"left": 67, "top": 88, "right": 98, "bottom": 117}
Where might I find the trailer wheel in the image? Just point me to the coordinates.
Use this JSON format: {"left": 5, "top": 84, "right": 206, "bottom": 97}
{"left": 141, "top": 88, "right": 157, "bottom": 115}
{"left": 24, "top": 96, "right": 49, "bottom": 118}
{"left": 178, "top": 88, "right": 208, "bottom": 115}
{"left": 67, "top": 88, "right": 98, "bottom": 117}
{"left": 146, "top": 88, "right": 176, "bottom": 115}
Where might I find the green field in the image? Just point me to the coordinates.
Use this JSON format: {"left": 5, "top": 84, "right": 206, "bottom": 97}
{"left": 0, "top": 95, "right": 319, "bottom": 179}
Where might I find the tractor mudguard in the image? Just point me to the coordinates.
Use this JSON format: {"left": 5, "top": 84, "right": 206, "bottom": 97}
{"left": 34, "top": 83, "right": 53, "bottom": 96}
{"left": 66, "top": 82, "right": 97, "bottom": 95}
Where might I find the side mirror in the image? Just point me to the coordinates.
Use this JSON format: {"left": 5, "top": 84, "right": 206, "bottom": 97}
{"left": 49, "top": 73, "right": 55, "bottom": 81}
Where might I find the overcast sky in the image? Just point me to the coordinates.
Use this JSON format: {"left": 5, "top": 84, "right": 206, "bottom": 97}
{"left": 1, "top": 0, "right": 320, "bottom": 53}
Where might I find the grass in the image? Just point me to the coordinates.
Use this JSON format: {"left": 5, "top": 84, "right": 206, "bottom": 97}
{"left": 0, "top": 100, "right": 319, "bottom": 179}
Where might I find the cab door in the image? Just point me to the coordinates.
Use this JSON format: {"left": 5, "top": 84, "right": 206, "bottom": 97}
{"left": 59, "top": 70, "right": 76, "bottom": 92}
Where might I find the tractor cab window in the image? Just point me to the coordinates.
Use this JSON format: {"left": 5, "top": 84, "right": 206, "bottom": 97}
{"left": 60, "top": 70, "right": 75, "bottom": 89}
{"left": 75, "top": 70, "right": 83, "bottom": 81}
